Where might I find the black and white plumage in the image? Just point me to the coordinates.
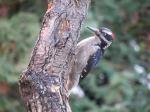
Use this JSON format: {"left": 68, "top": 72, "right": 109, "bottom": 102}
{"left": 67, "top": 27, "right": 115, "bottom": 92}
{"left": 80, "top": 47, "right": 103, "bottom": 79}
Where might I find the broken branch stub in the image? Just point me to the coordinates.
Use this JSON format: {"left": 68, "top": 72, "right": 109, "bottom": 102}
{"left": 19, "top": 0, "right": 91, "bottom": 112}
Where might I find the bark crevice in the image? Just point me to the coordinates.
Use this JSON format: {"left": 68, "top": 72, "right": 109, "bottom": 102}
{"left": 19, "top": 0, "right": 91, "bottom": 111}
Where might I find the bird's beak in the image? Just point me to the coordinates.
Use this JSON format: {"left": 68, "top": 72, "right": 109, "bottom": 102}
{"left": 87, "top": 27, "right": 100, "bottom": 36}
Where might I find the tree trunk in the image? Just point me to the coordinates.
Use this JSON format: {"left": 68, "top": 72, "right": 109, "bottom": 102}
{"left": 19, "top": 0, "right": 90, "bottom": 112}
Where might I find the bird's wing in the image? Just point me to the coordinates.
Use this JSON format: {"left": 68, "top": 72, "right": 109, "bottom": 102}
{"left": 80, "top": 47, "right": 104, "bottom": 80}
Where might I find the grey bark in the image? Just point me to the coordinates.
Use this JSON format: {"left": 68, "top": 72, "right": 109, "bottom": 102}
{"left": 19, "top": 0, "right": 90, "bottom": 112}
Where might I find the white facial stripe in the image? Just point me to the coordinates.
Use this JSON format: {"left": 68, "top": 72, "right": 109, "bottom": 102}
{"left": 100, "top": 33, "right": 111, "bottom": 44}
{"left": 99, "top": 33, "right": 112, "bottom": 49}
{"left": 103, "top": 42, "right": 112, "bottom": 49}
{"left": 104, "top": 30, "right": 112, "bottom": 35}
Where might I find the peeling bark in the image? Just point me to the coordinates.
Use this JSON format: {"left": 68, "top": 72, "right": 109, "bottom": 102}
{"left": 19, "top": 0, "right": 90, "bottom": 112}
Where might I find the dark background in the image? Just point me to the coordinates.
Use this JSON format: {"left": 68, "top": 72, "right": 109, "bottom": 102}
{"left": 0, "top": 0, "right": 150, "bottom": 112}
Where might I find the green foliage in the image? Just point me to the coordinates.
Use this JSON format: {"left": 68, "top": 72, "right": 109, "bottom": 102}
{"left": 0, "top": 12, "right": 40, "bottom": 83}
{"left": 0, "top": 0, "right": 150, "bottom": 112}
{"left": 72, "top": 0, "right": 150, "bottom": 112}
{"left": 0, "top": 12, "right": 39, "bottom": 111}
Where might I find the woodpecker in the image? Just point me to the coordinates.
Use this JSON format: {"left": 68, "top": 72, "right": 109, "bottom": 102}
{"left": 67, "top": 27, "right": 115, "bottom": 92}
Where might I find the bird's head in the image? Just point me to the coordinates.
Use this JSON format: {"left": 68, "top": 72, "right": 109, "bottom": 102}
{"left": 87, "top": 26, "right": 115, "bottom": 49}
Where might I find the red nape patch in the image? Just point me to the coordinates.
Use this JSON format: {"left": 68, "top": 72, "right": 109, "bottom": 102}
{"left": 112, "top": 32, "right": 115, "bottom": 40}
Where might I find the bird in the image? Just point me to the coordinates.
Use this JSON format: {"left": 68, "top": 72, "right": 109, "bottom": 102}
{"left": 66, "top": 26, "right": 115, "bottom": 92}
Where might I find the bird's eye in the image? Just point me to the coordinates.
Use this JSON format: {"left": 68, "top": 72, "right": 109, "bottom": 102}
{"left": 102, "top": 32, "right": 107, "bottom": 37}
{"left": 102, "top": 32, "right": 113, "bottom": 41}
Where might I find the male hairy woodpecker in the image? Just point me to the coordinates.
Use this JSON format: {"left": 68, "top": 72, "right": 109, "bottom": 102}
{"left": 67, "top": 26, "right": 115, "bottom": 92}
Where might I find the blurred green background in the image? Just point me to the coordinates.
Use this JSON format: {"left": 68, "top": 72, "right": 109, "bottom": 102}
{"left": 0, "top": 0, "right": 150, "bottom": 112}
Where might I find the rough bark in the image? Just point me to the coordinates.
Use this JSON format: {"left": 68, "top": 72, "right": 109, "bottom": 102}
{"left": 19, "top": 0, "right": 90, "bottom": 112}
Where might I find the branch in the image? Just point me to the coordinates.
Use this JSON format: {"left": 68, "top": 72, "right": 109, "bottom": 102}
{"left": 19, "top": 0, "right": 91, "bottom": 112}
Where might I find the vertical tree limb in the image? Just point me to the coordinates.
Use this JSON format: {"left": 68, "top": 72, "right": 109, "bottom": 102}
{"left": 19, "top": 0, "right": 91, "bottom": 112}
